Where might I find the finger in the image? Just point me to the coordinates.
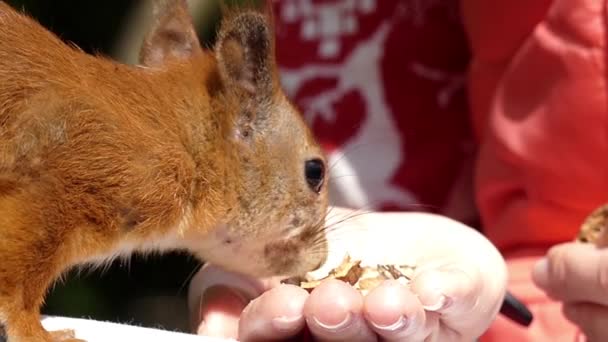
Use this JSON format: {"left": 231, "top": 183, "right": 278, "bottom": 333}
{"left": 411, "top": 267, "right": 481, "bottom": 314}
{"left": 195, "top": 285, "right": 249, "bottom": 338}
{"left": 533, "top": 243, "right": 608, "bottom": 305}
{"left": 410, "top": 267, "right": 486, "bottom": 338}
{"left": 188, "top": 264, "right": 273, "bottom": 338}
{"left": 304, "top": 279, "right": 377, "bottom": 342}
{"left": 188, "top": 264, "right": 269, "bottom": 337}
{"left": 563, "top": 302, "right": 608, "bottom": 341}
{"left": 238, "top": 284, "right": 308, "bottom": 341}
{"left": 363, "top": 280, "right": 436, "bottom": 341}
{"left": 188, "top": 264, "right": 267, "bottom": 315}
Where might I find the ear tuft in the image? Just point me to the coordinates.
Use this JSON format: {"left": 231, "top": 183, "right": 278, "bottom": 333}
{"left": 139, "top": 0, "right": 202, "bottom": 67}
{"left": 215, "top": 11, "right": 276, "bottom": 97}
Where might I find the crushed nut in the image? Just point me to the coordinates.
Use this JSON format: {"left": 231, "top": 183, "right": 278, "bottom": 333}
{"left": 578, "top": 204, "right": 608, "bottom": 247}
{"left": 284, "top": 255, "right": 416, "bottom": 296}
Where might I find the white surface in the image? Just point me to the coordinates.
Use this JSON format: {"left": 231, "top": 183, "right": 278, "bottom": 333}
{"left": 41, "top": 316, "right": 236, "bottom": 342}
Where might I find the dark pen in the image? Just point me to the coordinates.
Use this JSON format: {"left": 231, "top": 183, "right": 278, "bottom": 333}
{"left": 500, "top": 290, "right": 533, "bottom": 326}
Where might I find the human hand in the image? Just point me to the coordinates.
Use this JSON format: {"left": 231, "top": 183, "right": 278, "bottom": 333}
{"left": 188, "top": 208, "right": 507, "bottom": 341}
{"left": 533, "top": 242, "right": 608, "bottom": 341}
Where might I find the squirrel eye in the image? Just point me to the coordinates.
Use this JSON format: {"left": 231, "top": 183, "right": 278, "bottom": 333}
{"left": 305, "top": 158, "right": 325, "bottom": 193}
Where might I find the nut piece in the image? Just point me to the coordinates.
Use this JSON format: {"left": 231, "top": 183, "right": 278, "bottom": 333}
{"left": 284, "top": 255, "right": 416, "bottom": 296}
{"left": 578, "top": 204, "right": 608, "bottom": 247}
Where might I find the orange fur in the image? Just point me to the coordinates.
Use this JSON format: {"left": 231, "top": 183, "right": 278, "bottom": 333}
{"left": 0, "top": 1, "right": 328, "bottom": 341}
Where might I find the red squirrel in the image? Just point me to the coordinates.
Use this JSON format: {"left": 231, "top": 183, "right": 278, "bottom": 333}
{"left": 0, "top": 1, "right": 329, "bottom": 341}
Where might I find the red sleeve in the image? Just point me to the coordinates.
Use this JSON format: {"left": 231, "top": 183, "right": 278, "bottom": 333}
{"left": 464, "top": 0, "right": 608, "bottom": 340}
{"left": 462, "top": 0, "right": 553, "bottom": 141}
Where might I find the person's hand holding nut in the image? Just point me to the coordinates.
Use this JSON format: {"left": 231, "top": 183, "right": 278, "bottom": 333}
{"left": 188, "top": 207, "right": 507, "bottom": 341}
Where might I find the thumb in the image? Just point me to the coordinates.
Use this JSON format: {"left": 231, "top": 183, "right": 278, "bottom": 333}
{"left": 188, "top": 264, "right": 267, "bottom": 338}
{"left": 194, "top": 285, "right": 249, "bottom": 338}
{"left": 532, "top": 242, "right": 608, "bottom": 305}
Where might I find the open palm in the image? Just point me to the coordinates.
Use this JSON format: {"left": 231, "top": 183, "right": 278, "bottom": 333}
{"left": 188, "top": 208, "right": 507, "bottom": 341}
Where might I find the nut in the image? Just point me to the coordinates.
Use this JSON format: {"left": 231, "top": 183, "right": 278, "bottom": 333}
{"left": 578, "top": 204, "right": 608, "bottom": 247}
{"left": 284, "top": 255, "right": 416, "bottom": 296}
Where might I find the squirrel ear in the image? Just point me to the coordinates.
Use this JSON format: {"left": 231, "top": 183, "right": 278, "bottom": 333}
{"left": 139, "top": 0, "right": 203, "bottom": 67}
{"left": 215, "top": 11, "right": 277, "bottom": 97}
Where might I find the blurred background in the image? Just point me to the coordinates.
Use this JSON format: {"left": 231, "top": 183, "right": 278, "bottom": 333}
{"left": 4, "top": 0, "right": 256, "bottom": 333}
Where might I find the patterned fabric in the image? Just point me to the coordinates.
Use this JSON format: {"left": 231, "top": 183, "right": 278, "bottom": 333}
{"left": 273, "top": 0, "right": 475, "bottom": 216}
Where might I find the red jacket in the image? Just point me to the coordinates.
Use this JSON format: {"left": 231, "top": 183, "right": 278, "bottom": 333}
{"left": 465, "top": 0, "right": 607, "bottom": 339}
{"left": 273, "top": 0, "right": 607, "bottom": 339}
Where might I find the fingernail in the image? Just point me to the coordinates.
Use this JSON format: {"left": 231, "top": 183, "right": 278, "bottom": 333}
{"left": 532, "top": 258, "right": 549, "bottom": 287}
{"left": 422, "top": 294, "right": 451, "bottom": 311}
{"left": 369, "top": 315, "right": 408, "bottom": 332}
{"left": 534, "top": 258, "right": 548, "bottom": 274}
{"left": 311, "top": 312, "right": 352, "bottom": 331}
{"left": 272, "top": 315, "right": 303, "bottom": 331}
